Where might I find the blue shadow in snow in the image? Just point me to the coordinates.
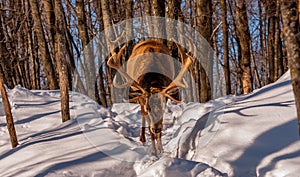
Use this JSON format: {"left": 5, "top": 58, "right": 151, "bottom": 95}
{"left": 230, "top": 119, "right": 300, "bottom": 176}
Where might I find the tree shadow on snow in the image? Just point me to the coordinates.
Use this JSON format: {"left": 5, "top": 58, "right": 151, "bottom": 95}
{"left": 243, "top": 80, "right": 291, "bottom": 101}
{"left": 34, "top": 152, "right": 137, "bottom": 177}
{"left": 230, "top": 119, "right": 300, "bottom": 176}
{"left": 1, "top": 119, "right": 138, "bottom": 177}
{"left": 15, "top": 100, "right": 61, "bottom": 107}
{"left": 0, "top": 120, "right": 80, "bottom": 160}
{"left": 223, "top": 100, "right": 295, "bottom": 118}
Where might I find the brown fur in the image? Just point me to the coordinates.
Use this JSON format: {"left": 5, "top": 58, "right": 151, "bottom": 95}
{"left": 128, "top": 40, "right": 172, "bottom": 155}
{"left": 108, "top": 39, "right": 191, "bottom": 155}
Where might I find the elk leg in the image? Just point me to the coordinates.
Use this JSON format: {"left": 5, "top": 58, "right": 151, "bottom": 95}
{"left": 156, "top": 133, "right": 163, "bottom": 154}
{"left": 139, "top": 105, "right": 147, "bottom": 144}
{"left": 146, "top": 116, "right": 157, "bottom": 155}
{"left": 139, "top": 117, "right": 146, "bottom": 144}
{"left": 149, "top": 127, "right": 157, "bottom": 155}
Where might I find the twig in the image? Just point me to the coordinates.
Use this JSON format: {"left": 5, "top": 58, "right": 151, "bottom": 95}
{"left": 210, "top": 22, "right": 223, "bottom": 40}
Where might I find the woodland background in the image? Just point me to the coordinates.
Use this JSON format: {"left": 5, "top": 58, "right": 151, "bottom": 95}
{"left": 0, "top": 0, "right": 300, "bottom": 138}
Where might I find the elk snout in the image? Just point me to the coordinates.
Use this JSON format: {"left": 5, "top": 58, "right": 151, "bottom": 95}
{"left": 151, "top": 127, "right": 162, "bottom": 134}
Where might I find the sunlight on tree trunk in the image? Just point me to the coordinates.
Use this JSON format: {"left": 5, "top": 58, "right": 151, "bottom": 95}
{"left": 236, "top": 0, "right": 253, "bottom": 94}
{"left": 0, "top": 75, "right": 18, "bottom": 148}
{"left": 196, "top": 0, "right": 212, "bottom": 102}
{"left": 281, "top": 0, "right": 300, "bottom": 135}
{"left": 220, "top": 0, "right": 231, "bottom": 95}
{"left": 28, "top": 0, "right": 59, "bottom": 90}
{"left": 55, "top": 0, "right": 70, "bottom": 122}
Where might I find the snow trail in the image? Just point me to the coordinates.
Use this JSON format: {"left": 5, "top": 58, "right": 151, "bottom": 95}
{"left": 0, "top": 72, "right": 299, "bottom": 176}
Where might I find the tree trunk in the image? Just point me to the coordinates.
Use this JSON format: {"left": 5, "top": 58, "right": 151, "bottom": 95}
{"left": 29, "top": 0, "right": 59, "bottom": 90}
{"left": 125, "top": 0, "right": 134, "bottom": 57}
{"left": 213, "top": 36, "right": 223, "bottom": 96}
{"left": 151, "top": 0, "right": 166, "bottom": 39}
{"left": 220, "top": 0, "right": 231, "bottom": 95}
{"left": 274, "top": 0, "right": 284, "bottom": 79}
{"left": 125, "top": 0, "right": 133, "bottom": 40}
{"left": 55, "top": 0, "right": 70, "bottom": 122}
{"left": 98, "top": 67, "right": 108, "bottom": 107}
{"left": 93, "top": 1, "right": 108, "bottom": 107}
{"left": 143, "top": 0, "right": 151, "bottom": 16}
{"left": 267, "top": 0, "right": 276, "bottom": 83}
{"left": 0, "top": 16, "right": 14, "bottom": 89}
{"left": 236, "top": 0, "right": 253, "bottom": 94}
{"left": 109, "top": 0, "right": 117, "bottom": 21}
{"left": 228, "top": 1, "right": 243, "bottom": 95}
{"left": 0, "top": 74, "right": 18, "bottom": 148}
{"left": 76, "top": 0, "right": 96, "bottom": 100}
{"left": 143, "top": 0, "right": 153, "bottom": 36}
{"left": 251, "top": 44, "right": 261, "bottom": 88}
{"left": 167, "top": 0, "right": 180, "bottom": 52}
{"left": 196, "top": 0, "right": 212, "bottom": 102}
{"left": 281, "top": 0, "right": 300, "bottom": 135}
{"left": 34, "top": 32, "right": 41, "bottom": 89}
{"left": 76, "top": 0, "right": 89, "bottom": 47}
{"left": 43, "top": 0, "right": 56, "bottom": 47}
{"left": 151, "top": 0, "right": 165, "bottom": 17}
{"left": 24, "top": 6, "right": 38, "bottom": 89}
{"left": 101, "top": 0, "right": 114, "bottom": 106}
{"left": 258, "top": 1, "right": 268, "bottom": 86}
{"left": 193, "top": 60, "right": 200, "bottom": 102}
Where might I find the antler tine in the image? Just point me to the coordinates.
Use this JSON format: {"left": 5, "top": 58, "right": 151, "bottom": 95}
{"left": 107, "top": 32, "right": 149, "bottom": 97}
{"left": 160, "top": 34, "right": 195, "bottom": 103}
{"left": 177, "top": 26, "right": 195, "bottom": 62}
{"left": 108, "top": 30, "right": 126, "bottom": 55}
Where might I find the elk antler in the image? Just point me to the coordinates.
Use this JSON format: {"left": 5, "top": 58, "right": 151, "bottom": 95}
{"left": 107, "top": 32, "right": 149, "bottom": 98}
{"left": 160, "top": 30, "right": 195, "bottom": 103}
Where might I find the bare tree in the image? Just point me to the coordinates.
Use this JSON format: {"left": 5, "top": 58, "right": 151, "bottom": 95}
{"left": 151, "top": 0, "right": 166, "bottom": 39}
{"left": 166, "top": 0, "right": 181, "bottom": 55}
{"left": 0, "top": 14, "right": 14, "bottom": 89}
{"left": 235, "top": 0, "right": 253, "bottom": 94}
{"left": 274, "top": 0, "right": 284, "bottom": 80}
{"left": 125, "top": 0, "right": 133, "bottom": 40}
{"left": 196, "top": 0, "right": 213, "bottom": 102}
{"left": 92, "top": 1, "right": 108, "bottom": 107}
{"left": 0, "top": 73, "right": 18, "bottom": 148}
{"left": 281, "top": 0, "right": 300, "bottom": 134}
{"left": 22, "top": 0, "right": 41, "bottom": 90}
{"left": 55, "top": 0, "right": 70, "bottom": 122}
{"left": 29, "top": 0, "right": 59, "bottom": 90}
{"left": 220, "top": 0, "right": 231, "bottom": 95}
{"left": 267, "top": 0, "right": 276, "bottom": 83}
{"left": 43, "top": 0, "right": 56, "bottom": 47}
{"left": 143, "top": 0, "right": 151, "bottom": 16}
{"left": 101, "top": 0, "right": 114, "bottom": 106}
{"left": 258, "top": 1, "right": 268, "bottom": 86}
{"left": 76, "top": 0, "right": 96, "bottom": 100}
{"left": 0, "top": 0, "right": 297, "bottom": 123}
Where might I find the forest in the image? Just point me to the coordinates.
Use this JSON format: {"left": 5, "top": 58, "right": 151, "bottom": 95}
{"left": 0, "top": 1, "right": 300, "bottom": 176}
{"left": 0, "top": 0, "right": 300, "bottom": 136}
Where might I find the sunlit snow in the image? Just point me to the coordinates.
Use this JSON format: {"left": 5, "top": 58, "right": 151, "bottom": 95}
{"left": 0, "top": 71, "right": 299, "bottom": 177}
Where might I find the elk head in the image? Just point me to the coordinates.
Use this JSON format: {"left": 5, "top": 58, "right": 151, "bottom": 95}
{"left": 107, "top": 37, "right": 194, "bottom": 155}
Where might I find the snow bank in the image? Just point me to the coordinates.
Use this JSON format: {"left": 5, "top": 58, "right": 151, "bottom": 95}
{"left": 0, "top": 72, "right": 299, "bottom": 176}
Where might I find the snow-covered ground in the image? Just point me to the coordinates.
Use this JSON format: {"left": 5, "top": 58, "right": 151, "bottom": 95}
{"left": 0, "top": 71, "right": 299, "bottom": 177}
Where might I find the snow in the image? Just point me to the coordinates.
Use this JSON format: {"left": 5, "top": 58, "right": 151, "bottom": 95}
{"left": 0, "top": 71, "right": 299, "bottom": 177}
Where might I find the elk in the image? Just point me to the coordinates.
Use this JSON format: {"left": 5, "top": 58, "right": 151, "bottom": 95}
{"left": 107, "top": 38, "right": 194, "bottom": 155}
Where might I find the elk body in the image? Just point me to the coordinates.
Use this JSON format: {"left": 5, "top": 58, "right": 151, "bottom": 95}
{"left": 108, "top": 39, "right": 193, "bottom": 155}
